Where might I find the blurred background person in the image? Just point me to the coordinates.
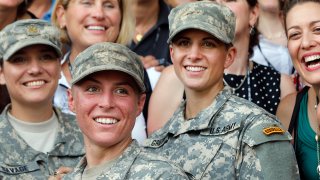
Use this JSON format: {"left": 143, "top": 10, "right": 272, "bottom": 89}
{"left": 28, "top": 0, "right": 55, "bottom": 21}
{"left": 129, "top": 0, "right": 170, "bottom": 124}
{"left": 52, "top": 0, "right": 147, "bottom": 143}
{"left": 276, "top": 0, "right": 320, "bottom": 179}
{"left": 252, "top": 0, "right": 293, "bottom": 75}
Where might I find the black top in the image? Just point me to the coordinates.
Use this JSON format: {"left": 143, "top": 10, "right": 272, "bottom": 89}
{"left": 223, "top": 62, "right": 281, "bottom": 114}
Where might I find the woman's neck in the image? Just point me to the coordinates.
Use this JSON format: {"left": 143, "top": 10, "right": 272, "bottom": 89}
{"left": 133, "top": 0, "right": 159, "bottom": 26}
{"left": 225, "top": 35, "right": 250, "bottom": 75}
{"left": 133, "top": 0, "right": 159, "bottom": 42}
{"left": 185, "top": 81, "right": 224, "bottom": 119}
{"left": 0, "top": 8, "right": 17, "bottom": 30}
{"left": 10, "top": 101, "right": 54, "bottom": 123}
{"left": 28, "top": 0, "right": 51, "bottom": 19}
{"left": 258, "top": 10, "right": 286, "bottom": 46}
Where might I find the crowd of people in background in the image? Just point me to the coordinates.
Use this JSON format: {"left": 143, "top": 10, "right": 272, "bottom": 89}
{"left": 0, "top": 0, "right": 320, "bottom": 179}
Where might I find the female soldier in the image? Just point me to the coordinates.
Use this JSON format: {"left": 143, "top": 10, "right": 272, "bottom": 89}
{"left": 0, "top": 19, "right": 84, "bottom": 179}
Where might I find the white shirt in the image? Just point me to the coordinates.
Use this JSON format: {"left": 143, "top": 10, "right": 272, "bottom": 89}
{"left": 8, "top": 112, "right": 59, "bottom": 153}
{"left": 252, "top": 35, "right": 294, "bottom": 75}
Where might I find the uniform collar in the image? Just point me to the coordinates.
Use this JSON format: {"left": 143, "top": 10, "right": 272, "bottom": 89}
{"left": 145, "top": 87, "right": 233, "bottom": 143}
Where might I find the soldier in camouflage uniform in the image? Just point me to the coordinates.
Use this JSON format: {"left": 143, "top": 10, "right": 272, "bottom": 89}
{"left": 142, "top": 1, "right": 300, "bottom": 179}
{"left": 65, "top": 42, "right": 188, "bottom": 179}
{"left": 0, "top": 19, "right": 84, "bottom": 180}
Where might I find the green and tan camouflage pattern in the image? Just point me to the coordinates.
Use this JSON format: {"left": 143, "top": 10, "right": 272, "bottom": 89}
{"left": 168, "top": 1, "right": 236, "bottom": 44}
{"left": 64, "top": 140, "right": 189, "bottom": 180}
{"left": 0, "top": 105, "right": 85, "bottom": 180}
{"left": 143, "top": 87, "right": 300, "bottom": 179}
{"left": 71, "top": 42, "right": 145, "bottom": 92}
{"left": 0, "top": 19, "right": 62, "bottom": 61}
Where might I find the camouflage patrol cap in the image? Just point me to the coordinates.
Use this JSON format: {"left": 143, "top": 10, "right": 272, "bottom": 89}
{"left": 71, "top": 42, "right": 145, "bottom": 92}
{"left": 168, "top": 1, "right": 236, "bottom": 44}
{"left": 0, "top": 19, "right": 62, "bottom": 61}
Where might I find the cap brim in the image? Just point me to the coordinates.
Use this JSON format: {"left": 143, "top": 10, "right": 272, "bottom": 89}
{"left": 168, "top": 20, "right": 231, "bottom": 44}
{"left": 3, "top": 38, "right": 62, "bottom": 60}
{"left": 71, "top": 64, "right": 146, "bottom": 92}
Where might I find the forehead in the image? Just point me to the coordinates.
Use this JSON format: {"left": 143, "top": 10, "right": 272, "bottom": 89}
{"left": 286, "top": 2, "right": 320, "bottom": 28}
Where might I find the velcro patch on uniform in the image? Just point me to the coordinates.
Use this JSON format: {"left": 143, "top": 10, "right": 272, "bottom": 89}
{"left": 263, "top": 126, "right": 285, "bottom": 136}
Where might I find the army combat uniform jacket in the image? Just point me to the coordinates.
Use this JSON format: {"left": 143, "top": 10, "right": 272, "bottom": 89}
{"left": 0, "top": 105, "right": 85, "bottom": 180}
{"left": 143, "top": 88, "right": 299, "bottom": 180}
{"left": 64, "top": 140, "right": 189, "bottom": 180}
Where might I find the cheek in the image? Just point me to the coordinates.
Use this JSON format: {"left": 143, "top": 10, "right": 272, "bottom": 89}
{"left": 287, "top": 42, "right": 299, "bottom": 63}
{"left": 109, "top": 11, "right": 122, "bottom": 34}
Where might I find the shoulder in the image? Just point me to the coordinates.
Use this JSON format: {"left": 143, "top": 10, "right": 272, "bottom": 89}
{"left": 276, "top": 91, "right": 298, "bottom": 130}
{"left": 279, "top": 74, "right": 296, "bottom": 99}
{"left": 241, "top": 113, "right": 291, "bottom": 147}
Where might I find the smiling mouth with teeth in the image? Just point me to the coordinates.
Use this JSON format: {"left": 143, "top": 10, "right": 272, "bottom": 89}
{"left": 304, "top": 54, "right": 320, "bottom": 69}
{"left": 87, "top": 26, "right": 106, "bottom": 31}
{"left": 94, "top": 117, "right": 119, "bottom": 125}
{"left": 24, "top": 80, "right": 45, "bottom": 87}
{"left": 185, "top": 66, "right": 206, "bottom": 72}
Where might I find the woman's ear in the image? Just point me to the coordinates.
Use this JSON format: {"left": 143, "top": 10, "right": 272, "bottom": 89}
{"left": 249, "top": 3, "right": 259, "bottom": 28}
{"left": 56, "top": 5, "right": 67, "bottom": 29}
{"left": 0, "top": 66, "right": 6, "bottom": 85}
{"left": 224, "top": 46, "right": 236, "bottom": 69}
{"left": 67, "top": 89, "right": 76, "bottom": 113}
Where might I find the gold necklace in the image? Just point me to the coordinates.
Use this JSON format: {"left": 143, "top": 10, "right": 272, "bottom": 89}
{"left": 135, "top": 33, "right": 143, "bottom": 42}
{"left": 135, "top": 13, "right": 158, "bottom": 43}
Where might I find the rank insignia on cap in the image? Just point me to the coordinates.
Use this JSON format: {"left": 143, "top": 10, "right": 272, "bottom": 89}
{"left": 27, "top": 25, "right": 39, "bottom": 35}
{"left": 263, "top": 126, "right": 285, "bottom": 136}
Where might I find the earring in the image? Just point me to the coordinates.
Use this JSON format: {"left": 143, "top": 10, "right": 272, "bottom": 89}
{"left": 249, "top": 26, "right": 255, "bottom": 36}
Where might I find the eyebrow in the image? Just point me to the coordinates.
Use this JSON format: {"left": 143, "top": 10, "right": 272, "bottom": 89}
{"left": 287, "top": 20, "right": 320, "bottom": 32}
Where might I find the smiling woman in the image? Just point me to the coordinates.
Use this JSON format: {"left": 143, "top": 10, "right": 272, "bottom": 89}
{"left": 0, "top": 19, "right": 84, "bottom": 179}
{"left": 276, "top": 0, "right": 320, "bottom": 179}
{"left": 0, "top": 0, "right": 37, "bottom": 113}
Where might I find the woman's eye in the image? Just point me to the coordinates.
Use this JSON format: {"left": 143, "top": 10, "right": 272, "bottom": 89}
{"left": 175, "top": 39, "right": 191, "bottom": 47}
{"left": 314, "top": 27, "right": 320, "bottom": 33}
{"left": 103, "top": 2, "right": 114, "bottom": 8}
{"left": 39, "top": 53, "right": 57, "bottom": 61}
{"left": 86, "top": 86, "right": 100, "bottom": 93}
{"left": 114, "top": 88, "right": 129, "bottom": 95}
{"left": 80, "top": 0, "right": 92, "bottom": 5}
{"left": 202, "top": 41, "right": 216, "bottom": 48}
{"left": 288, "top": 32, "right": 300, "bottom": 40}
{"left": 9, "top": 56, "right": 27, "bottom": 64}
